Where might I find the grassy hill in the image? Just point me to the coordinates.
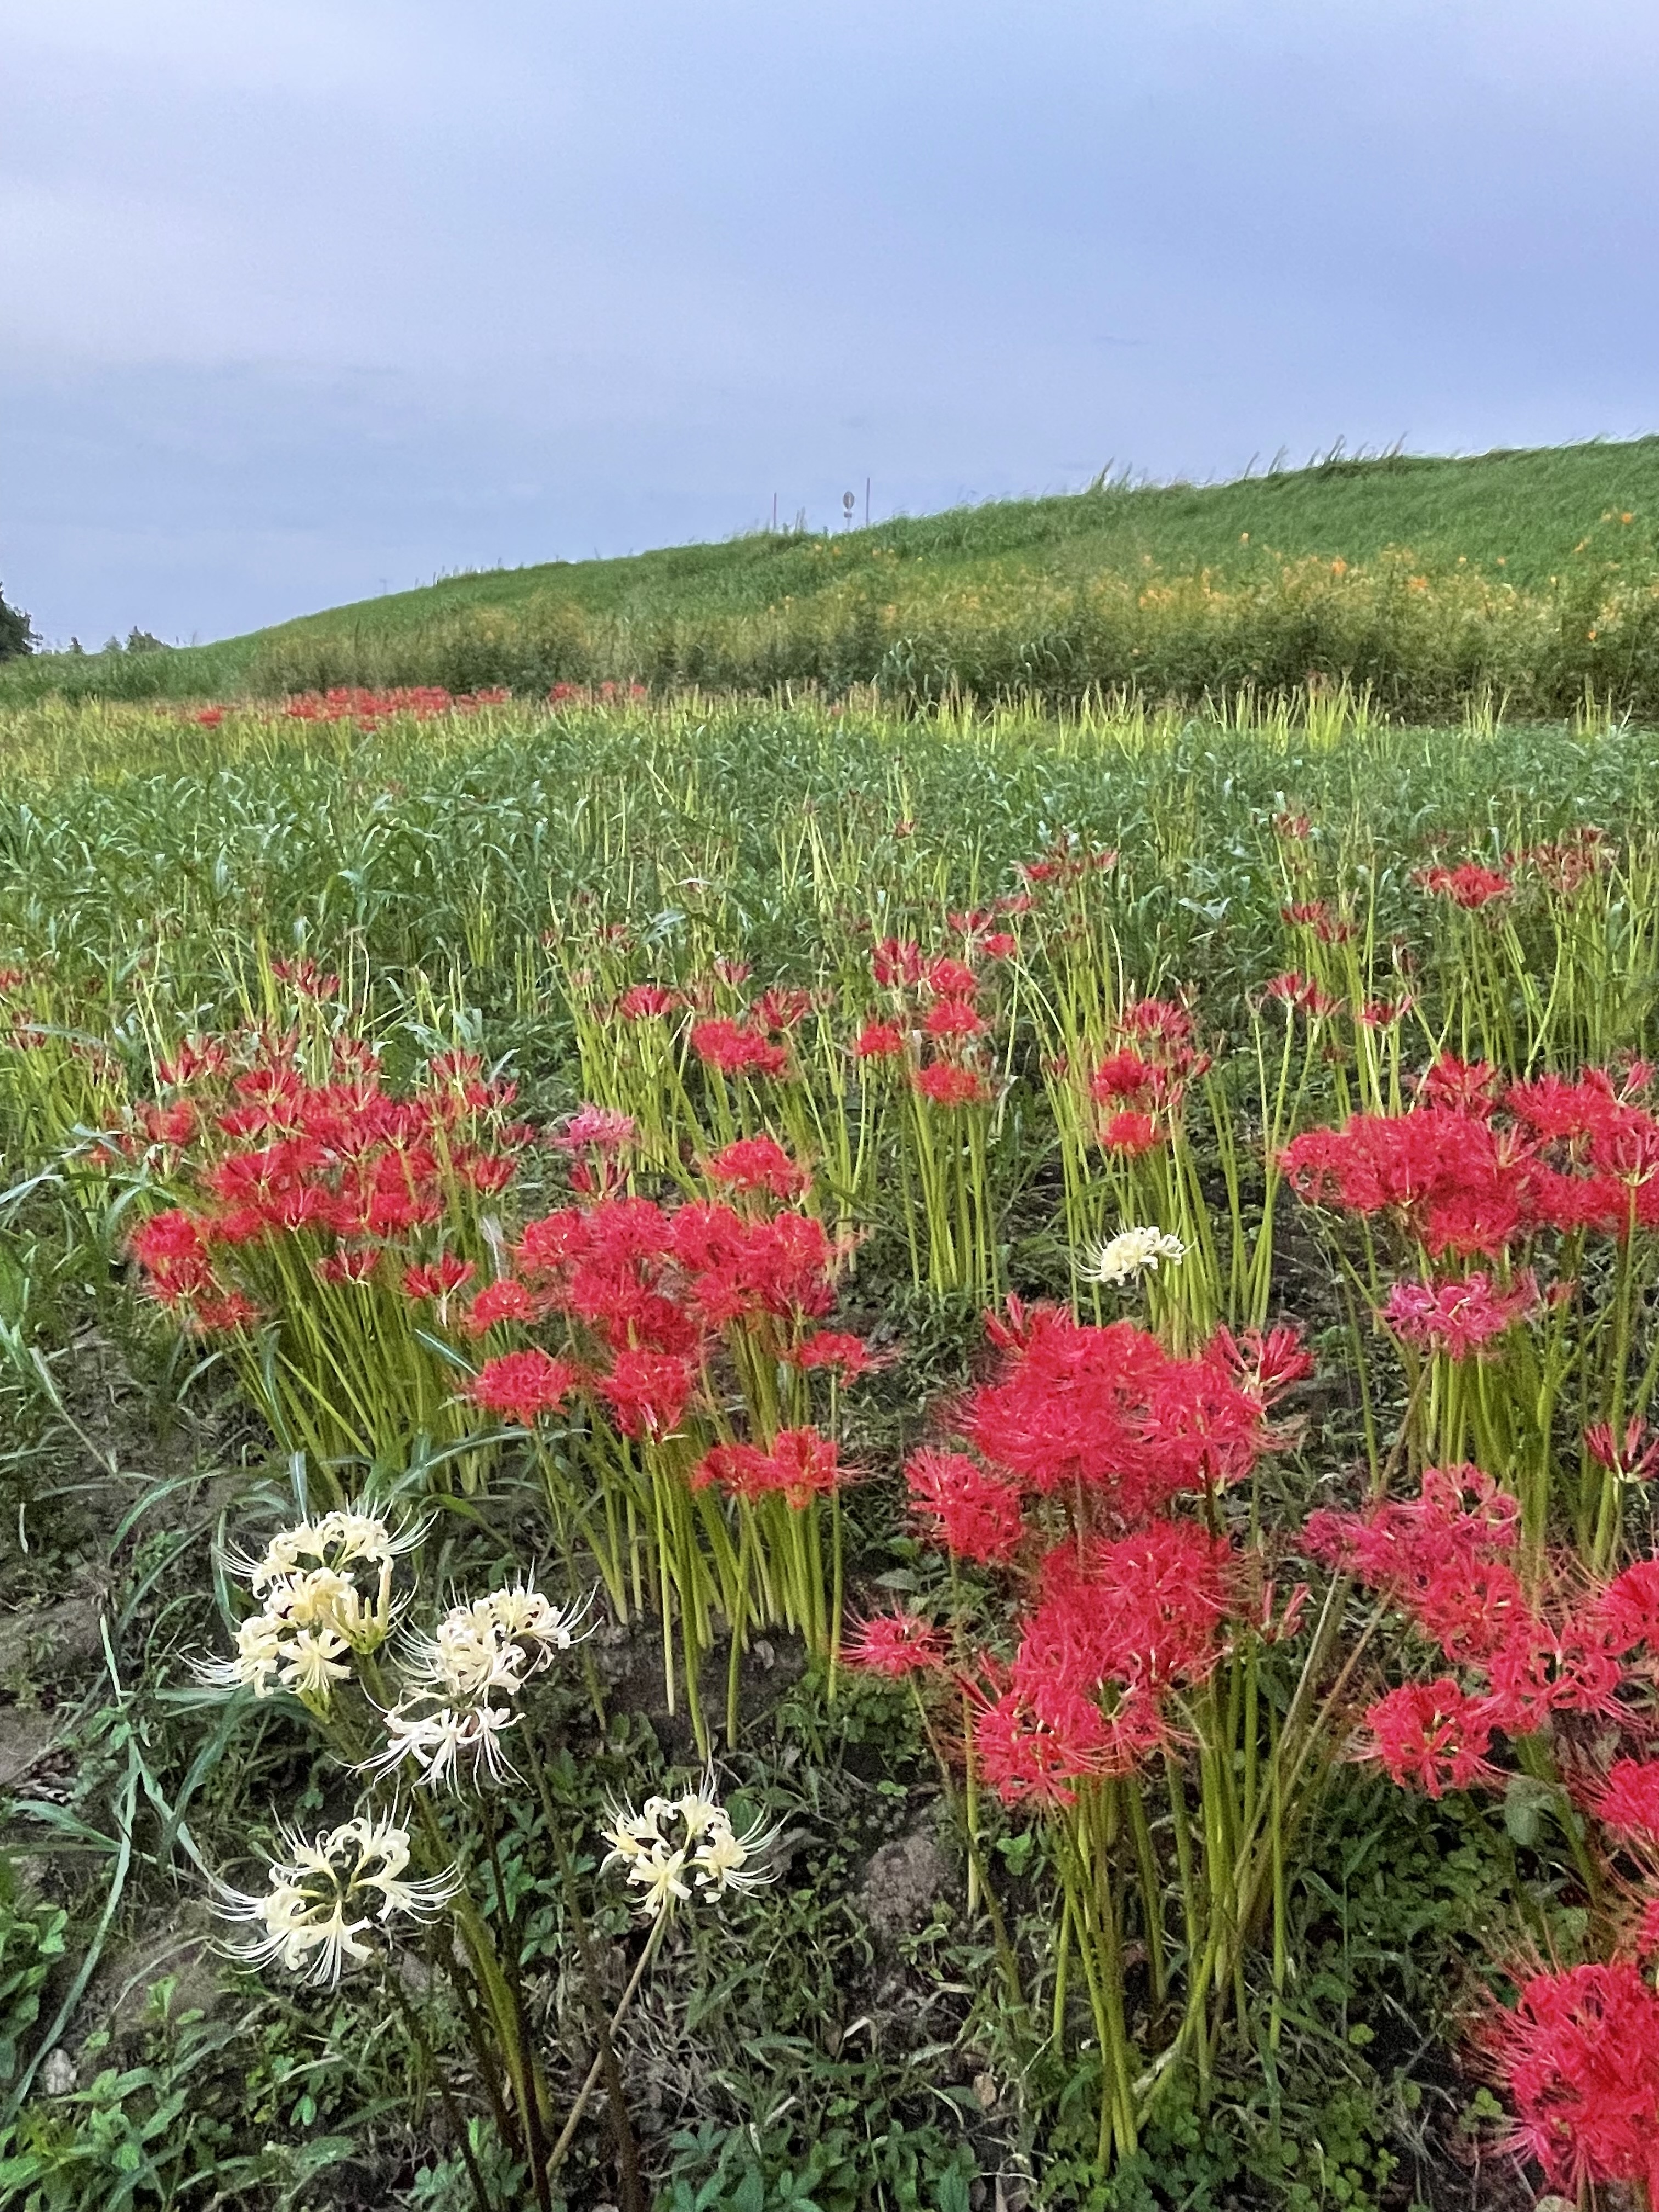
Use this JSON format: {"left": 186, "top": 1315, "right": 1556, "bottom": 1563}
{"left": 7, "top": 434, "right": 1659, "bottom": 714}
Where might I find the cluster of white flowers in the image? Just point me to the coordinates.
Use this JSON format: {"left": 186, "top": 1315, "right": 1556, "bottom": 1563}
{"left": 1085, "top": 1224, "right": 1188, "bottom": 1286}
{"left": 215, "top": 1814, "right": 458, "bottom": 1985}
{"left": 366, "top": 1578, "right": 586, "bottom": 1790}
{"left": 197, "top": 1510, "right": 415, "bottom": 1712}
{"left": 601, "top": 1779, "right": 778, "bottom": 1920}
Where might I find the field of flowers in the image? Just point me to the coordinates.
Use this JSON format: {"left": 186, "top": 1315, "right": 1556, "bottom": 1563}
{"left": 5, "top": 681, "right": 1659, "bottom": 2211}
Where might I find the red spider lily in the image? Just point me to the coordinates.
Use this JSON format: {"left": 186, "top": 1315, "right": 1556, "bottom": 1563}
{"left": 689, "top": 1016, "right": 789, "bottom": 1079}
{"left": 1090, "top": 1049, "right": 1166, "bottom": 1106}
{"left": 871, "top": 936, "right": 927, "bottom": 988}
{"left": 853, "top": 1020, "right": 905, "bottom": 1060}
{"left": 1304, "top": 1463, "right": 1521, "bottom": 1589}
{"left": 962, "top": 1308, "right": 1272, "bottom": 1522}
{"left": 1280, "top": 901, "right": 1330, "bottom": 929}
{"left": 595, "top": 1347, "right": 695, "bottom": 1439}
{"left": 1363, "top": 1678, "right": 1500, "bottom": 1796}
{"left": 554, "top": 1104, "right": 637, "bottom": 1153}
{"left": 692, "top": 1425, "right": 847, "bottom": 1507}
{"left": 1289, "top": 1062, "right": 1659, "bottom": 1252}
{"left": 1483, "top": 1627, "right": 1626, "bottom": 1735}
{"left": 703, "top": 1134, "right": 810, "bottom": 1200}
{"left": 923, "top": 956, "right": 979, "bottom": 999}
{"left": 515, "top": 1194, "right": 839, "bottom": 1348}
{"left": 403, "top": 1255, "right": 476, "bottom": 1303}
{"left": 1587, "top": 1419, "right": 1659, "bottom": 1488}
{"left": 280, "top": 684, "right": 505, "bottom": 726}
{"left": 1212, "top": 1322, "right": 1315, "bottom": 1407}
{"left": 844, "top": 1612, "right": 949, "bottom": 1677}
{"left": 1381, "top": 1269, "right": 1540, "bottom": 1359}
{"left": 316, "top": 1246, "right": 380, "bottom": 1286}
{"left": 136, "top": 1100, "right": 198, "bottom": 1148}
{"left": 1418, "top": 1054, "right": 1503, "bottom": 1116}
{"left": 1593, "top": 1758, "right": 1659, "bottom": 1840}
{"left": 129, "top": 1209, "right": 216, "bottom": 1304}
{"left": 914, "top": 1062, "right": 990, "bottom": 1109}
{"left": 1017, "top": 838, "right": 1116, "bottom": 888}
{"left": 156, "top": 1037, "right": 231, "bottom": 1088}
{"left": 980, "top": 930, "right": 1018, "bottom": 960}
{"left": 461, "top": 1278, "right": 541, "bottom": 1336}
{"left": 1121, "top": 997, "right": 1194, "bottom": 1045}
{"left": 972, "top": 1678, "right": 1166, "bottom": 1806}
{"left": 1483, "top": 1962, "right": 1659, "bottom": 2202}
{"left": 1413, "top": 1557, "right": 1539, "bottom": 1666}
{"left": 783, "top": 1329, "right": 883, "bottom": 1380}
{"left": 672, "top": 1205, "right": 839, "bottom": 1328}
{"left": 905, "top": 1447, "right": 1024, "bottom": 1564}
{"left": 269, "top": 956, "right": 339, "bottom": 1000}
{"left": 923, "top": 996, "right": 986, "bottom": 1040}
{"left": 615, "top": 983, "right": 679, "bottom": 1021}
{"left": 1415, "top": 860, "right": 1514, "bottom": 908}
{"left": 1262, "top": 971, "right": 1340, "bottom": 1019}
{"left": 467, "top": 1350, "right": 582, "bottom": 1425}
{"left": 190, "top": 1290, "right": 261, "bottom": 1335}
{"left": 749, "top": 986, "right": 815, "bottom": 1034}
{"left": 1101, "top": 1109, "right": 1160, "bottom": 1155}
{"left": 1589, "top": 1560, "right": 1659, "bottom": 1655}
{"left": 1019, "top": 1521, "right": 1235, "bottom": 1700}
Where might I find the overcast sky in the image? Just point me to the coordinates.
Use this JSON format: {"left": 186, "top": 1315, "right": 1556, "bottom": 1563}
{"left": 5, "top": 0, "right": 1656, "bottom": 647}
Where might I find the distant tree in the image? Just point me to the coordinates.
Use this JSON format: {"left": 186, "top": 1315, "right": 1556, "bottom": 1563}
{"left": 0, "top": 582, "right": 35, "bottom": 660}
{"left": 125, "top": 628, "right": 169, "bottom": 654}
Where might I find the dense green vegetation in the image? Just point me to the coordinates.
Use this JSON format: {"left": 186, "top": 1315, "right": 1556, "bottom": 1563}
{"left": 7, "top": 436, "right": 1658, "bottom": 716}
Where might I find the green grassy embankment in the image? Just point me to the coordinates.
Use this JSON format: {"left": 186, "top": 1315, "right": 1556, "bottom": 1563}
{"left": 5, "top": 435, "right": 1658, "bottom": 715}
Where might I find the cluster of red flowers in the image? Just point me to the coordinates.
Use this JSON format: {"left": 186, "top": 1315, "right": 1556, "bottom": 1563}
{"left": 703, "top": 1133, "right": 811, "bottom": 1201}
{"left": 958, "top": 1304, "right": 1285, "bottom": 1523}
{"left": 1413, "top": 835, "right": 1613, "bottom": 916}
{"left": 1513, "top": 826, "right": 1610, "bottom": 903}
{"left": 460, "top": 1158, "right": 870, "bottom": 1469}
{"left": 551, "top": 1104, "right": 637, "bottom": 1198}
{"left": 1086, "top": 997, "right": 1211, "bottom": 1156}
{"left": 1260, "top": 970, "right": 1342, "bottom": 1022}
{"left": 1306, "top": 1464, "right": 1659, "bottom": 1792}
{"left": 1285, "top": 1055, "right": 1659, "bottom": 1255}
{"left": 1016, "top": 836, "right": 1119, "bottom": 888}
{"left": 1485, "top": 1963, "right": 1659, "bottom": 2203}
{"left": 693, "top": 1425, "right": 846, "bottom": 1507}
{"left": 120, "top": 1040, "right": 527, "bottom": 1334}
{"left": 1414, "top": 859, "right": 1514, "bottom": 909}
{"left": 1308, "top": 1461, "right": 1659, "bottom": 2198}
{"left": 850, "top": 1301, "right": 1309, "bottom": 1804}
{"left": 546, "top": 681, "right": 650, "bottom": 706}
{"left": 279, "top": 686, "right": 510, "bottom": 726}
{"left": 1279, "top": 899, "right": 1357, "bottom": 945}
{"left": 855, "top": 934, "right": 1016, "bottom": 1110}
{"left": 188, "top": 687, "right": 514, "bottom": 730}
{"left": 1380, "top": 1268, "right": 1539, "bottom": 1359}
{"left": 602, "top": 968, "right": 827, "bottom": 1085}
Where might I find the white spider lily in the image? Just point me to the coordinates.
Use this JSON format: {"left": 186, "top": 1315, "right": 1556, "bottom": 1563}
{"left": 364, "top": 1700, "right": 521, "bottom": 1790}
{"left": 1085, "top": 1225, "right": 1188, "bottom": 1286}
{"left": 213, "top": 1815, "right": 457, "bottom": 1986}
{"left": 602, "top": 1773, "right": 780, "bottom": 1917}
{"left": 193, "top": 1561, "right": 397, "bottom": 1713}
{"left": 227, "top": 1510, "right": 421, "bottom": 1594}
{"left": 400, "top": 1577, "right": 586, "bottom": 1704}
